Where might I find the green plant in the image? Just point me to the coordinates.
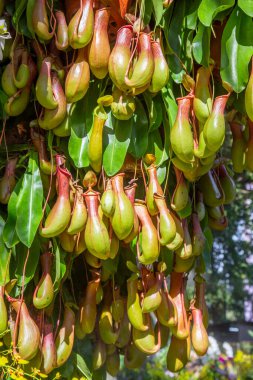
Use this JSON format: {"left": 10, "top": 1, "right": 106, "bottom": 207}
{"left": 0, "top": 0, "right": 252, "bottom": 379}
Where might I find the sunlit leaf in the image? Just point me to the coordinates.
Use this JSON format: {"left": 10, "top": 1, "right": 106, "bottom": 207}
{"left": 198, "top": 0, "right": 235, "bottom": 26}
{"left": 16, "top": 152, "right": 43, "bottom": 248}
{"left": 220, "top": 5, "right": 253, "bottom": 93}
{"left": 238, "top": 0, "right": 253, "bottom": 17}
{"left": 192, "top": 22, "right": 211, "bottom": 67}
{"left": 103, "top": 112, "right": 133, "bottom": 176}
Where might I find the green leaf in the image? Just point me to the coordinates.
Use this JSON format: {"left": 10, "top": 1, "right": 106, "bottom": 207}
{"left": 0, "top": 89, "right": 8, "bottom": 119}
{"left": 141, "top": 0, "right": 153, "bottom": 25}
{"left": 143, "top": 93, "right": 163, "bottom": 132}
{"left": 26, "top": 0, "right": 35, "bottom": 38}
{"left": 160, "top": 106, "right": 171, "bottom": 166}
{"left": 152, "top": 0, "right": 163, "bottom": 26}
{"left": 161, "top": 246, "right": 173, "bottom": 276}
{"left": 238, "top": 0, "right": 253, "bottom": 17}
{"left": 13, "top": 0, "right": 27, "bottom": 29}
{"left": 68, "top": 102, "right": 90, "bottom": 168}
{"left": 204, "top": 226, "right": 213, "bottom": 253}
{"left": 0, "top": 216, "right": 11, "bottom": 286}
{"left": 192, "top": 22, "right": 211, "bottom": 67}
{"left": 0, "top": 90, "right": 8, "bottom": 104}
{"left": 162, "top": 84, "right": 178, "bottom": 128}
{"left": 53, "top": 242, "right": 67, "bottom": 293}
{"left": 177, "top": 200, "right": 192, "bottom": 219}
{"left": 157, "top": 163, "right": 167, "bottom": 185}
{"left": 15, "top": 236, "right": 40, "bottom": 285}
{"left": 102, "top": 256, "right": 119, "bottom": 275}
{"left": 185, "top": 0, "right": 202, "bottom": 30}
{"left": 228, "top": 91, "right": 246, "bottom": 114}
{"left": 3, "top": 177, "right": 22, "bottom": 248}
{"left": 103, "top": 112, "right": 133, "bottom": 176}
{"left": 147, "top": 129, "right": 168, "bottom": 166}
{"left": 129, "top": 98, "right": 149, "bottom": 158}
{"left": 16, "top": 152, "right": 43, "bottom": 248}
{"left": 68, "top": 83, "right": 100, "bottom": 168}
{"left": 198, "top": 0, "right": 235, "bottom": 27}
{"left": 165, "top": 0, "right": 193, "bottom": 83}
{"left": 146, "top": 101, "right": 170, "bottom": 172}
{"left": 220, "top": 6, "right": 253, "bottom": 93}
{"left": 18, "top": 13, "right": 33, "bottom": 38}
{"left": 73, "top": 353, "right": 92, "bottom": 380}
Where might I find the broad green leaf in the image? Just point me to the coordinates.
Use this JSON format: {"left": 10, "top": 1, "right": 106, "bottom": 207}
{"left": 185, "top": 0, "right": 202, "bottom": 30}
{"left": 152, "top": 95, "right": 163, "bottom": 131}
{"left": 3, "top": 177, "right": 22, "bottom": 248}
{"left": 143, "top": 92, "right": 157, "bottom": 131}
{"left": 177, "top": 200, "right": 192, "bottom": 219}
{"left": 147, "top": 103, "right": 170, "bottom": 176}
{"left": 203, "top": 249, "right": 211, "bottom": 270}
{"left": 220, "top": 6, "right": 253, "bottom": 93}
{"left": 0, "top": 216, "right": 11, "bottom": 286}
{"left": 103, "top": 256, "right": 119, "bottom": 275}
{"left": 164, "top": 0, "right": 193, "bottom": 83}
{"left": 228, "top": 91, "right": 246, "bottom": 114}
{"left": 0, "top": 89, "right": 8, "bottom": 119}
{"left": 161, "top": 246, "right": 173, "bottom": 276}
{"left": 141, "top": 0, "right": 153, "bottom": 25}
{"left": 75, "top": 335, "right": 93, "bottom": 362}
{"left": 157, "top": 163, "right": 167, "bottom": 185}
{"left": 68, "top": 83, "right": 100, "bottom": 168}
{"left": 143, "top": 93, "right": 163, "bottom": 132}
{"left": 18, "top": 13, "right": 33, "bottom": 38}
{"left": 161, "top": 105, "right": 171, "bottom": 164}
{"left": 147, "top": 129, "right": 168, "bottom": 167}
{"left": 238, "top": 0, "right": 253, "bottom": 17}
{"left": 152, "top": 0, "right": 163, "bottom": 26}
{"left": 15, "top": 235, "right": 40, "bottom": 285}
{"left": 204, "top": 226, "right": 213, "bottom": 253}
{"left": 162, "top": 84, "right": 178, "bottom": 128}
{"left": 26, "top": 0, "right": 35, "bottom": 38}
{"left": 74, "top": 353, "right": 92, "bottom": 380}
{"left": 16, "top": 152, "right": 43, "bottom": 248}
{"left": 103, "top": 112, "right": 133, "bottom": 176}
{"left": 53, "top": 242, "right": 67, "bottom": 293}
{"left": 68, "top": 103, "right": 92, "bottom": 168}
{"left": 198, "top": 0, "right": 235, "bottom": 27}
{"left": 13, "top": 0, "right": 27, "bottom": 29}
{"left": 68, "top": 101, "right": 90, "bottom": 168}
{"left": 129, "top": 98, "right": 149, "bottom": 158}
{"left": 0, "top": 89, "right": 8, "bottom": 104}
{"left": 192, "top": 22, "right": 211, "bottom": 67}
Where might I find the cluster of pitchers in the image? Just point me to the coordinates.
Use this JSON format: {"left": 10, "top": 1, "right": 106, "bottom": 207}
{"left": 0, "top": 0, "right": 252, "bottom": 378}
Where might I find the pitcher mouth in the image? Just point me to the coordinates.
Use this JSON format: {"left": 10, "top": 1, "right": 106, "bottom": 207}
{"left": 95, "top": 7, "right": 111, "bottom": 12}
{"left": 147, "top": 163, "right": 158, "bottom": 170}
{"left": 112, "top": 172, "right": 125, "bottom": 178}
{"left": 117, "top": 24, "right": 133, "bottom": 33}
{"left": 83, "top": 189, "right": 100, "bottom": 196}
{"left": 176, "top": 94, "right": 194, "bottom": 102}
{"left": 215, "top": 93, "right": 231, "bottom": 99}
{"left": 134, "top": 199, "right": 146, "bottom": 206}
{"left": 124, "top": 181, "right": 138, "bottom": 190}
{"left": 153, "top": 192, "right": 165, "bottom": 200}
